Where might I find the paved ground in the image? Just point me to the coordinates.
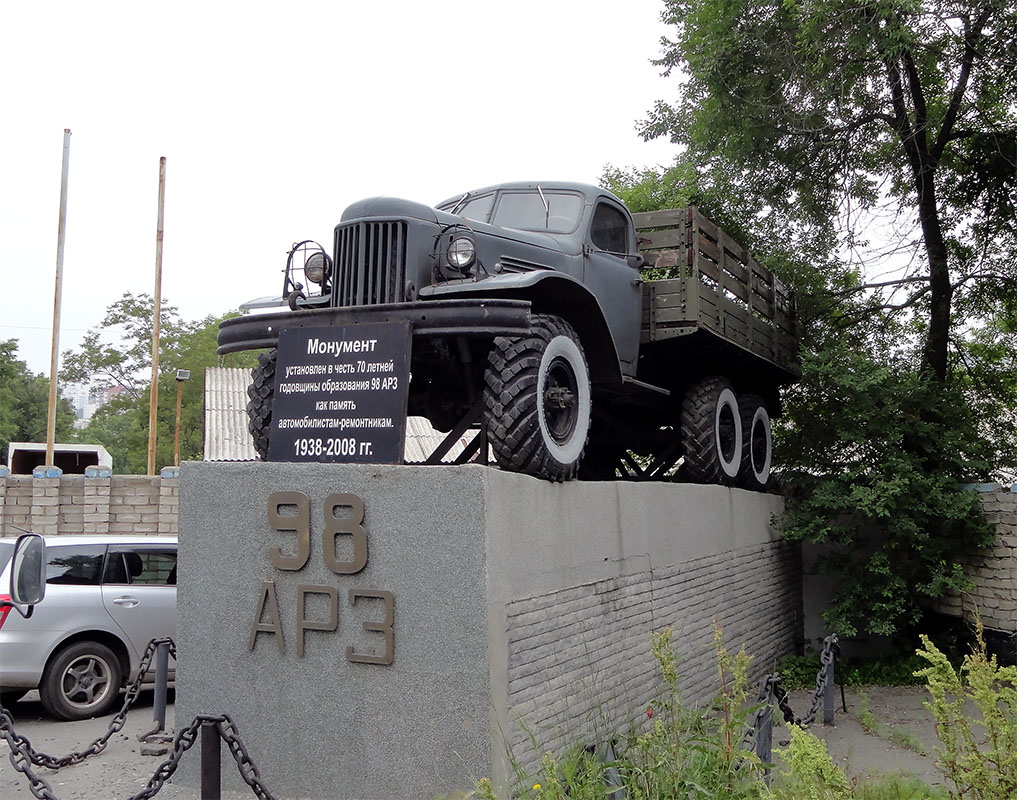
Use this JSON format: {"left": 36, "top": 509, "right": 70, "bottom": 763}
{"left": 1, "top": 686, "right": 952, "bottom": 799}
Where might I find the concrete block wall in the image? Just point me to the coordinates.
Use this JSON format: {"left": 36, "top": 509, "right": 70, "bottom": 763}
{"left": 503, "top": 541, "right": 801, "bottom": 768}
{"left": 0, "top": 474, "right": 179, "bottom": 537}
{"left": 934, "top": 484, "right": 1017, "bottom": 633}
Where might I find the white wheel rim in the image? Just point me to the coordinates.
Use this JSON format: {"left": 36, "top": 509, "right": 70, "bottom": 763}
{"left": 536, "top": 334, "right": 590, "bottom": 465}
{"left": 715, "top": 387, "right": 742, "bottom": 479}
{"left": 748, "top": 405, "right": 772, "bottom": 484}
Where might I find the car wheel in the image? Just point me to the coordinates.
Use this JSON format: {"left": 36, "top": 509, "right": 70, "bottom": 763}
{"left": 681, "top": 376, "right": 742, "bottom": 485}
{"left": 485, "top": 314, "right": 591, "bottom": 481}
{"left": 39, "top": 642, "right": 122, "bottom": 721}
{"left": 247, "top": 348, "right": 277, "bottom": 460}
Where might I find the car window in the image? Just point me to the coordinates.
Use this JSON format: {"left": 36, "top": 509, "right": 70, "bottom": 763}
{"left": 45, "top": 545, "right": 106, "bottom": 585}
{"left": 590, "top": 202, "right": 628, "bottom": 254}
{"left": 104, "top": 547, "right": 177, "bottom": 586}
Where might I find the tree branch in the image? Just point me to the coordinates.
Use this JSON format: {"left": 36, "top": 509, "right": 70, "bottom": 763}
{"left": 932, "top": 11, "right": 989, "bottom": 161}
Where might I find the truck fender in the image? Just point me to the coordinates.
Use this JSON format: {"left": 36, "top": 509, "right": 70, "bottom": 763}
{"left": 421, "top": 272, "right": 623, "bottom": 387}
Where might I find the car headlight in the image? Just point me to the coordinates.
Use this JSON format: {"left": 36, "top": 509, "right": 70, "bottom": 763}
{"left": 447, "top": 236, "right": 476, "bottom": 272}
{"left": 304, "top": 252, "right": 330, "bottom": 285}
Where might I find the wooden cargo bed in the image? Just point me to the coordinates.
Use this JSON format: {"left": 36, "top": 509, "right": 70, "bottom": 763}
{"left": 633, "top": 207, "right": 798, "bottom": 378}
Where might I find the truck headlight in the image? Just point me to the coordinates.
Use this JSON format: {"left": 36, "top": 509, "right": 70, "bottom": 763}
{"left": 447, "top": 236, "right": 476, "bottom": 272}
{"left": 304, "top": 252, "right": 330, "bottom": 285}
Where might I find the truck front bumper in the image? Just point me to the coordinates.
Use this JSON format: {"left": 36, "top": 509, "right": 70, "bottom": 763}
{"left": 217, "top": 298, "right": 533, "bottom": 355}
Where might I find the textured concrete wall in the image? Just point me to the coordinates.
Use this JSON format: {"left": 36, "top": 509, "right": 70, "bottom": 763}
{"left": 0, "top": 474, "right": 178, "bottom": 537}
{"left": 934, "top": 485, "right": 1017, "bottom": 633}
{"left": 177, "top": 462, "right": 799, "bottom": 799}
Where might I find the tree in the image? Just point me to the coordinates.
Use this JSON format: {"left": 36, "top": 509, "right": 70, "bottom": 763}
{"left": 63, "top": 295, "right": 260, "bottom": 473}
{"left": 605, "top": 2, "right": 1017, "bottom": 634}
{"left": 643, "top": 0, "right": 1017, "bottom": 383}
{"left": 0, "top": 340, "right": 76, "bottom": 463}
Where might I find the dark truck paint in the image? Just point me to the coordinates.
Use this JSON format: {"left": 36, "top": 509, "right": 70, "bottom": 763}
{"left": 219, "top": 182, "right": 798, "bottom": 485}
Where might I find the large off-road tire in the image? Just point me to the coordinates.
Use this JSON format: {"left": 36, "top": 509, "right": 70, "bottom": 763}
{"left": 681, "top": 376, "right": 742, "bottom": 485}
{"left": 738, "top": 394, "right": 772, "bottom": 490}
{"left": 247, "top": 349, "right": 277, "bottom": 460}
{"left": 484, "top": 315, "right": 591, "bottom": 481}
{"left": 39, "top": 641, "right": 122, "bottom": 721}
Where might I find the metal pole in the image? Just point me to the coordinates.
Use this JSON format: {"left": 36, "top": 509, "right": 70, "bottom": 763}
{"left": 200, "top": 721, "right": 222, "bottom": 800}
{"left": 46, "top": 129, "right": 71, "bottom": 467}
{"left": 824, "top": 657, "right": 835, "bottom": 725}
{"left": 152, "top": 642, "right": 169, "bottom": 731}
{"left": 147, "top": 157, "right": 166, "bottom": 475}
{"left": 173, "top": 379, "right": 183, "bottom": 466}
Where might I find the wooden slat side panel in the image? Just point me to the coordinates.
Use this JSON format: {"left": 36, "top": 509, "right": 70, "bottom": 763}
{"left": 631, "top": 208, "right": 687, "bottom": 229}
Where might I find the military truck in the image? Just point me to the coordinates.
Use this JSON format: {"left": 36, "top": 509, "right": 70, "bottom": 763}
{"left": 218, "top": 182, "right": 797, "bottom": 486}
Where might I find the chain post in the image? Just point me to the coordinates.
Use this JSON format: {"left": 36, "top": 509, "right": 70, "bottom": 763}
{"left": 201, "top": 720, "right": 222, "bottom": 800}
{"left": 754, "top": 675, "right": 774, "bottom": 783}
{"left": 152, "top": 641, "right": 169, "bottom": 732}
{"left": 824, "top": 649, "right": 836, "bottom": 726}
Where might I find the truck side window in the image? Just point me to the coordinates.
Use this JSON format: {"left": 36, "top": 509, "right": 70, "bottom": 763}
{"left": 591, "top": 203, "right": 628, "bottom": 255}
{"left": 458, "top": 193, "right": 495, "bottom": 223}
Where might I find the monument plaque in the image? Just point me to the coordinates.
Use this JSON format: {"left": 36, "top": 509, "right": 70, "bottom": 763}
{"left": 267, "top": 322, "right": 411, "bottom": 463}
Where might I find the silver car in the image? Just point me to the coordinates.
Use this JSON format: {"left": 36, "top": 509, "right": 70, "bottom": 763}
{"left": 0, "top": 535, "right": 177, "bottom": 720}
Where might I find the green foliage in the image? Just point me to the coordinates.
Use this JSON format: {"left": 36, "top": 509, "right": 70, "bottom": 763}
{"left": 772, "top": 724, "right": 853, "bottom": 800}
{"left": 780, "top": 650, "right": 928, "bottom": 691}
{"left": 61, "top": 294, "right": 259, "bottom": 473}
{"left": 776, "top": 336, "right": 995, "bottom": 636}
{"left": 0, "top": 339, "right": 76, "bottom": 463}
{"left": 916, "top": 623, "right": 1017, "bottom": 799}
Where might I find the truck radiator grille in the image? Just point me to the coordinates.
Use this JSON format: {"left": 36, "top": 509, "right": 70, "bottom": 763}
{"left": 334, "top": 221, "right": 408, "bottom": 306}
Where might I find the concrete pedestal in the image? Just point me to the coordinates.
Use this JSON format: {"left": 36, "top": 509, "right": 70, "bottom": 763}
{"left": 177, "top": 462, "right": 799, "bottom": 799}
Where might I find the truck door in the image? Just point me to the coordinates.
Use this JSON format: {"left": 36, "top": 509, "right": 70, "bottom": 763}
{"left": 583, "top": 200, "right": 642, "bottom": 373}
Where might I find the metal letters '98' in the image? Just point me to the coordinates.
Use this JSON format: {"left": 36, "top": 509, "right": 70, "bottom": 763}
{"left": 250, "top": 491, "right": 393, "bottom": 665}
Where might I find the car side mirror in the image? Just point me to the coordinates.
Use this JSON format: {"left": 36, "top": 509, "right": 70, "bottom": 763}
{"left": 627, "top": 253, "right": 645, "bottom": 270}
{"left": 9, "top": 533, "right": 46, "bottom": 607}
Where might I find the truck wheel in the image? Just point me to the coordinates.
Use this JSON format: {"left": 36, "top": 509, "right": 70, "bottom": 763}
{"left": 738, "top": 394, "right": 772, "bottom": 489}
{"left": 485, "top": 315, "right": 591, "bottom": 481}
{"left": 39, "top": 641, "right": 122, "bottom": 721}
{"left": 681, "top": 376, "right": 742, "bottom": 485}
{"left": 247, "top": 348, "right": 277, "bottom": 460}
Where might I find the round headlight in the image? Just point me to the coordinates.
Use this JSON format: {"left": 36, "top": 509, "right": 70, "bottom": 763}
{"left": 447, "top": 236, "right": 476, "bottom": 271}
{"left": 304, "top": 252, "right": 329, "bottom": 285}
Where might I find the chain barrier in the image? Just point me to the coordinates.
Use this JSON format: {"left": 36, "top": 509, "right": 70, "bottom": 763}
{"left": 796, "top": 633, "right": 840, "bottom": 727}
{"left": 0, "top": 637, "right": 176, "bottom": 771}
{"left": 127, "top": 714, "right": 278, "bottom": 800}
{"left": 740, "top": 633, "right": 840, "bottom": 752}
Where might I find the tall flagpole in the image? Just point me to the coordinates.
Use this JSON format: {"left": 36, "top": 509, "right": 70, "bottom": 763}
{"left": 46, "top": 129, "right": 72, "bottom": 468}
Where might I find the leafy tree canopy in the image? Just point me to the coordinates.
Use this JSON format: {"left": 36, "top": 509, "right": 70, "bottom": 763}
{"left": 605, "top": 0, "right": 1017, "bottom": 636}
{"left": 0, "top": 340, "right": 76, "bottom": 464}
{"left": 62, "top": 294, "right": 260, "bottom": 473}
{"left": 642, "top": 0, "right": 1017, "bottom": 382}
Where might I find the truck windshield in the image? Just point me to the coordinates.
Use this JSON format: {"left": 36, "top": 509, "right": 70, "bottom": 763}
{"left": 492, "top": 191, "right": 583, "bottom": 234}
{"left": 444, "top": 190, "right": 583, "bottom": 234}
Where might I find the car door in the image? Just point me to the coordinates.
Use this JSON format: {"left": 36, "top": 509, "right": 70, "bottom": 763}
{"left": 101, "top": 544, "right": 177, "bottom": 677}
{"left": 583, "top": 199, "right": 643, "bottom": 372}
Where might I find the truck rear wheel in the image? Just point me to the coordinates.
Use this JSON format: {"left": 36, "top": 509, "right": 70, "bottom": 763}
{"left": 484, "top": 315, "right": 591, "bottom": 481}
{"left": 247, "top": 348, "right": 277, "bottom": 460}
{"left": 681, "top": 376, "right": 742, "bottom": 485}
{"left": 738, "top": 394, "right": 772, "bottom": 489}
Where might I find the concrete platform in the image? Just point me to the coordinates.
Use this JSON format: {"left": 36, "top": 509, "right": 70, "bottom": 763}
{"left": 176, "top": 462, "right": 799, "bottom": 799}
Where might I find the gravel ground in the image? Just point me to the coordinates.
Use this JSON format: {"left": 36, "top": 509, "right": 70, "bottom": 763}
{"left": 3, "top": 686, "right": 953, "bottom": 799}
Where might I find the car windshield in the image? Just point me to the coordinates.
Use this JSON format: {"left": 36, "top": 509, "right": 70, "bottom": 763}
{"left": 443, "top": 189, "right": 584, "bottom": 235}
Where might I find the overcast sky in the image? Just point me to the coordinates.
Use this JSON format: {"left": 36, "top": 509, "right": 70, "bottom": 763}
{"left": 1, "top": 1, "right": 678, "bottom": 377}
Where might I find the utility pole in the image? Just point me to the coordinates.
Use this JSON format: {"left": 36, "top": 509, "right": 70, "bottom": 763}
{"left": 147, "top": 157, "right": 166, "bottom": 475}
{"left": 46, "top": 129, "right": 71, "bottom": 469}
